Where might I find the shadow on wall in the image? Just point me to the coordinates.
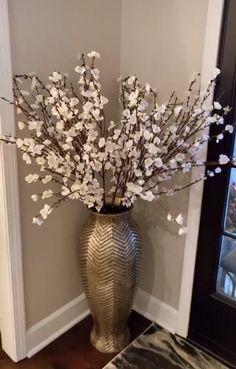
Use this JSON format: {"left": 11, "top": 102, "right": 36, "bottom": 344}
{"left": 133, "top": 187, "right": 188, "bottom": 308}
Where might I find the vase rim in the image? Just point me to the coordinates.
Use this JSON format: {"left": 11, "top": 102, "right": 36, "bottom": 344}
{"left": 89, "top": 204, "right": 133, "bottom": 217}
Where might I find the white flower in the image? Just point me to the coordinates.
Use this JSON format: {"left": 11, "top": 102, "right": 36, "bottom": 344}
{"left": 87, "top": 51, "right": 100, "bottom": 58}
{"left": 75, "top": 65, "right": 86, "bottom": 74}
{"left": 42, "top": 190, "right": 53, "bottom": 199}
{"left": 42, "top": 175, "right": 52, "bottom": 184}
{"left": 134, "top": 169, "right": 142, "bottom": 177}
{"left": 16, "top": 138, "right": 24, "bottom": 148}
{"left": 22, "top": 153, "right": 32, "bottom": 164}
{"left": 84, "top": 144, "right": 91, "bottom": 152}
{"left": 47, "top": 153, "right": 59, "bottom": 168}
{"left": 105, "top": 162, "right": 112, "bottom": 170}
{"left": 145, "top": 158, "right": 153, "bottom": 168}
{"left": 223, "top": 106, "right": 231, "bottom": 114}
{"left": 62, "top": 143, "right": 71, "bottom": 150}
{"left": 92, "top": 161, "right": 102, "bottom": 172}
{"left": 133, "top": 132, "right": 141, "bottom": 143}
{"left": 215, "top": 167, "right": 222, "bottom": 174}
{"left": 208, "top": 171, "right": 215, "bottom": 178}
{"left": 56, "top": 121, "right": 64, "bottom": 130}
{"left": 25, "top": 174, "right": 39, "bottom": 183}
{"left": 174, "top": 106, "right": 182, "bottom": 116}
{"left": 145, "top": 83, "right": 151, "bottom": 92}
{"left": 217, "top": 116, "right": 224, "bottom": 125}
{"left": 141, "top": 191, "right": 155, "bottom": 201}
{"left": 32, "top": 217, "right": 43, "bottom": 226}
{"left": 62, "top": 186, "right": 70, "bottom": 196}
{"left": 182, "top": 162, "right": 192, "bottom": 173}
{"left": 128, "top": 91, "right": 138, "bottom": 106}
{"left": 167, "top": 213, "right": 173, "bottom": 222}
{"left": 101, "top": 96, "right": 109, "bottom": 106}
{"left": 127, "top": 76, "right": 136, "bottom": 85}
{"left": 169, "top": 159, "right": 178, "bottom": 169}
{"left": 40, "top": 204, "right": 52, "bottom": 220}
{"left": 156, "top": 104, "right": 166, "bottom": 113}
{"left": 216, "top": 133, "right": 224, "bottom": 143}
{"left": 147, "top": 143, "right": 158, "bottom": 155}
{"left": 75, "top": 121, "right": 83, "bottom": 131}
{"left": 169, "top": 125, "right": 177, "bottom": 134}
{"left": 86, "top": 129, "right": 97, "bottom": 142}
{"left": 70, "top": 97, "right": 79, "bottom": 107}
{"left": 175, "top": 214, "right": 184, "bottom": 226}
{"left": 153, "top": 126, "right": 161, "bottom": 134}
{"left": 108, "top": 121, "right": 115, "bottom": 131}
{"left": 123, "top": 109, "right": 130, "bottom": 118}
{"left": 178, "top": 227, "right": 187, "bottom": 236}
{"left": 49, "top": 71, "right": 62, "bottom": 82}
{"left": 29, "top": 120, "right": 43, "bottom": 131}
{"left": 50, "top": 87, "right": 59, "bottom": 98}
{"left": 83, "top": 101, "right": 93, "bottom": 113}
{"left": 225, "top": 125, "right": 234, "bottom": 134}
{"left": 143, "top": 130, "right": 152, "bottom": 141}
{"left": 18, "top": 121, "right": 25, "bottom": 130}
{"left": 219, "top": 154, "right": 230, "bottom": 165}
{"left": 43, "top": 140, "right": 51, "bottom": 146}
{"left": 36, "top": 94, "right": 43, "bottom": 102}
{"left": 126, "top": 182, "right": 143, "bottom": 195}
{"left": 31, "top": 194, "right": 38, "bottom": 202}
{"left": 175, "top": 153, "right": 185, "bottom": 162}
{"left": 113, "top": 129, "right": 121, "bottom": 140}
{"left": 214, "top": 101, "right": 222, "bottom": 110}
{"left": 206, "top": 116, "right": 217, "bottom": 124}
{"left": 155, "top": 158, "right": 163, "bottom": 168}
{"left": 98, "top": 137, "right": 105, "bottom": 148}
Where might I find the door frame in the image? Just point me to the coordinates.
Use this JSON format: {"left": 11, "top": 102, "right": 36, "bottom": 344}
{"left": 177, "top": 0, "right": 225, "bottom": 338}
{"left": 0, "top": 0, "right": 27, "bottom": 362}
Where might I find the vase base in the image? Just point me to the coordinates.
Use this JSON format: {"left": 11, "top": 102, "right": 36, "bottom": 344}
{"left": 90, "top": 327, "right": 130, "bottom": 353}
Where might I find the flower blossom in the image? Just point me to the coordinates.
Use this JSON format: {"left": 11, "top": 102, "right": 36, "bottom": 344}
{"left": 0, "top": 52, "right": 233, "bottom": 235}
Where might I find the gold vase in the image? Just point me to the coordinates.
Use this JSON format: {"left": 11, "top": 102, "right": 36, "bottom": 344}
{"left": 79, "top": 206, "right": 142, "bottom": 353}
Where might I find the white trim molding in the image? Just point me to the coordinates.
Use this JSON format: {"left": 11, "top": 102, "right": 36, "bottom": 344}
{"left": 27, "top": 294, "right": 90, "bottom": 358}
{"left": 134, "top": 289, "right": 178, "bottom": 334}
{"left": 177, "top": 0, "right": 225, "bottom": 338}
{"left": 0, "top": 0, "right": 27, "bottom": 362}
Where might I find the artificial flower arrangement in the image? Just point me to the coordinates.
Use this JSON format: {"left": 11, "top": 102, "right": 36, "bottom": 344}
{"left": 0, "top": 51, "right": 234, "bottom": 233}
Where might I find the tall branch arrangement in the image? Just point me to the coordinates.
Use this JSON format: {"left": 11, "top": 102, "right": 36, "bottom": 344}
{"left": 0, "top": 51, "right": 234, "bottom": 233}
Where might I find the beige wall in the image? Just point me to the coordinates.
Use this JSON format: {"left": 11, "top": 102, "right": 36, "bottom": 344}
{"left": 8, "top": 0, "right": 122, "bottom": 328}
{"left": 121, "top": 0, "right": 209, "bottom": 308}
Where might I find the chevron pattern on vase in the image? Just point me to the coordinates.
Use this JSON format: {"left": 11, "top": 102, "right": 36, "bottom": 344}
{"left": 79, "top": 207, "right": 142, "bottom": 353}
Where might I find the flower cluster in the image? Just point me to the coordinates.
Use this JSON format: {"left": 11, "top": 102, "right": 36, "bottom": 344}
{"left": 0, "top": 52, "right": 234, "bottom": 232}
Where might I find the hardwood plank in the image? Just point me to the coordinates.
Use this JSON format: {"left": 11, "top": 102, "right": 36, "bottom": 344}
{"left": 0, "top": 311, "right": 151, "bottom": 369}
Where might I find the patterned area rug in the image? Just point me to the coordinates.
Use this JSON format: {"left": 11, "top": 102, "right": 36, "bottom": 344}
{"left": 104, "top": 324, "right": 229, "bottom": 369}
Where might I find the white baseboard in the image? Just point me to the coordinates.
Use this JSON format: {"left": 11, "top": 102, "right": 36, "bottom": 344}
{"left": 133, "top": 288, "right": 178, "bottom": 334}
{"left": 27, "top": 293, "right": 90, "bottom": 358}
{"left": 27, "top": 289, "right": 178, "bottom": 358}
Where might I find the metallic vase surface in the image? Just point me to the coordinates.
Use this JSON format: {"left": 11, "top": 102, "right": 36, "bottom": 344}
{"left": 79, "top": 207, "right": 142, "bottom": 353}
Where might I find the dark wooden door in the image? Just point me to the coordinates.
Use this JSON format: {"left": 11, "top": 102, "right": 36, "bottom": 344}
{"left": 189, "top": 1, "right": 236, "bottom": 368}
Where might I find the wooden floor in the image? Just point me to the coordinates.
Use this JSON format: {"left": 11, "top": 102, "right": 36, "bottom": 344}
{"left": 0, "top": 312, "right": 150, "bottom": 369}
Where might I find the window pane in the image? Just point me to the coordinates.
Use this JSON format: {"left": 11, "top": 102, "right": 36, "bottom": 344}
{"left": 216, "top": 235, "right": 236, "bottom": 300}
{"left": 224, "top": 168, "right": 236, "bottom": 234}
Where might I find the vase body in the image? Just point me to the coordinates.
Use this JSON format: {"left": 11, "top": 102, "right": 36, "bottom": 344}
{"left": 79, "top": 207, "right": 142, "bottom": 353}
